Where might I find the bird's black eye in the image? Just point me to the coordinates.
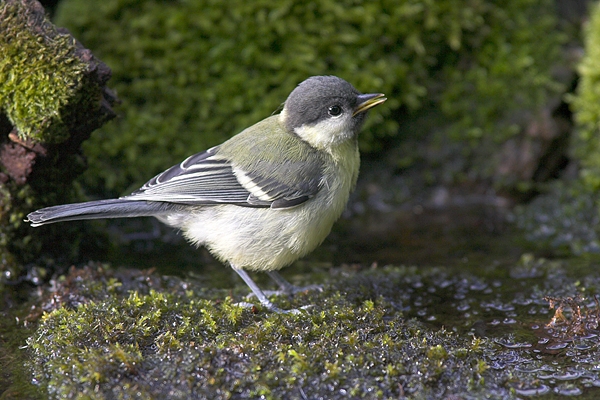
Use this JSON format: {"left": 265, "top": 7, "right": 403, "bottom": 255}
{"left": 328, "top": 105, "right": 343, "bottom": 117}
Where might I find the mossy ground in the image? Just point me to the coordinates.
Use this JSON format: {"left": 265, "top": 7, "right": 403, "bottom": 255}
{"left": 2, "top": 248, "right": 599, "bottom": 399}
{"left": 22, "top": 264, "right": 484, "bottom": 399}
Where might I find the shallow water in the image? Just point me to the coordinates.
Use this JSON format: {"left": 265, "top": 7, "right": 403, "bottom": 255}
{"left": 332, "top": 204, "right": 600, "bottom": 398}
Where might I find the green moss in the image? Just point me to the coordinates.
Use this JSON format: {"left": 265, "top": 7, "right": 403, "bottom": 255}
{"left": 426, "top": 344, "right": 448, "bottom": 361}
{"left": 0, "top": 0, "right": 119, "bottom": 270}
{"left": 22, "top": 257, "right": 600, "bottom": 397}
{"left": 27, "top": 264, "right": 495, "bottom": 399}
{"left": 53, "top": 0, "right": 564, "bottom": 195}
{"left": 0, "top": 0, "right": 90, "bottom": 143}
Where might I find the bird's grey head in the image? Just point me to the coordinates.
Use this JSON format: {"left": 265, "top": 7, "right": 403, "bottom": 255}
{"left": 281, "top": 76, "right": 386, "bottom": 151}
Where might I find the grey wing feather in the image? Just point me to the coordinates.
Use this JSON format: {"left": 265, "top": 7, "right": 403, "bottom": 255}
{"left": 125, "top": 146, "right": 254, "bottom": 205}
{"left": 238, "top": 160, "right": 322, "bottom": 208}
{"left": 124, "top": 146, "right": 322, "bottom": 209}
{"left": 27, "top": 140, "right": 325, "bottom": 227}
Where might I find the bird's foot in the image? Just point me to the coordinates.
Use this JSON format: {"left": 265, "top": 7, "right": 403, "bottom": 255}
{"left": 233, "top": 267, "right": 305, "bottom": 314}
{"left": 235, "top": 300, "right": 302, "bottom": 314}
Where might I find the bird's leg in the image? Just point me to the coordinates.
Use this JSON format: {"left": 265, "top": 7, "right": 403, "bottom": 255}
{"left": 266, "top": 270, "right": 295, "bottom": 293}
{"left": 232, "top": 266, "right": 299, "bottom": 314}
{"left": 267, "top": 271, "right": 323, "bottom": 295}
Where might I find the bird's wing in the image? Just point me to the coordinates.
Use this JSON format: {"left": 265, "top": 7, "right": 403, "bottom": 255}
{"left": 123, "top": 146, "right": 322, "bottom": 209}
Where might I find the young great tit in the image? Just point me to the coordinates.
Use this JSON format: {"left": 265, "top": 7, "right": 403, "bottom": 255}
{"left": 27, "top": 75, "right": 386, "bottom": 313}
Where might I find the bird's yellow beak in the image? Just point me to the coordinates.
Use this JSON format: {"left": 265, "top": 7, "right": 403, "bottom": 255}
{"left": 353, "top": 93, "right": 387, "bottom": 116}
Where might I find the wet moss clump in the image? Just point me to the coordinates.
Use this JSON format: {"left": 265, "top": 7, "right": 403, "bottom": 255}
{"left": 25, "top": 255, "right": 600, "bottom": 398}
{"left": 27, "top": 264, "right": 491, "bottom": 399}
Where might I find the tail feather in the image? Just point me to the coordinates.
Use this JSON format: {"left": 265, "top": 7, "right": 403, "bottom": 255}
{"left": 26, "top": 199, "right": 174, "bottom": 227}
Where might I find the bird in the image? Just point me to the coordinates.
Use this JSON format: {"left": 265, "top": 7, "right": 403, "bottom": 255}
{"left": 26, "top": 75, "right": 387, "bottom": 313}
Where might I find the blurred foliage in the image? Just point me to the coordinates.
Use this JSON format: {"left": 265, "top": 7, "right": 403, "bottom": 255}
{"left": 53, "top": 0, "right": 564, "bottom": 195}
{"left": 516, "top": 2, "right": 600, "bottom": 257}
{"left": 571, "top": 1, "right": 600, "bottom": 192}
{"left": 440, "top": 4, "right": 564, "bottom": 144}
{"left": 0, "top": 0, "right": 88, "bottom": 143}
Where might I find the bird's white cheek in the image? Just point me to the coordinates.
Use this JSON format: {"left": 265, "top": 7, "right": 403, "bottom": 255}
{"left": 294, "top": 119, "right": 353, "bottom": 151}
